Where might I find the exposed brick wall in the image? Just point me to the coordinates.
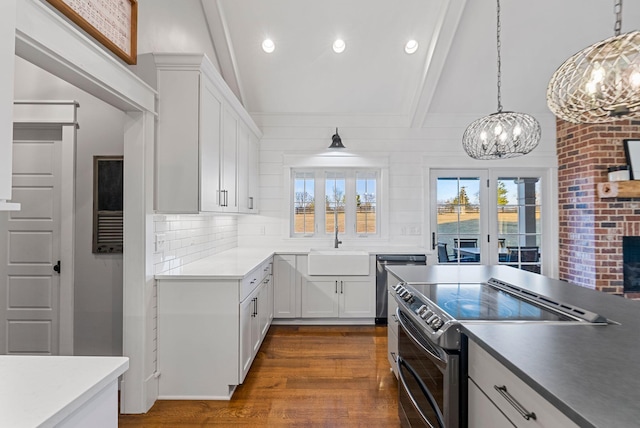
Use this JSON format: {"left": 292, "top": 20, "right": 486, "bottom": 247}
{"left": 556, "top": 119, "right": 640, "bottom": 296}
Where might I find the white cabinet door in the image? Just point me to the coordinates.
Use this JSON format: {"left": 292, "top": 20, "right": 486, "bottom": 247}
{"left": 199, "top": 75, "right": 222, "bottom": 212}
{"left": 339, "top": 277, "right": 375, "bottom": 318}
{"left": 239, "top": 293, "right": 254, "bottom": 382}
{"left": 258, "top": 277, "right": 271, "bottom": 341}
{"left": 301, "top": 277, "right": 339, "bottom": 318}
{"left": 155, "top": 70, "right": 200, "bottom": 213}
{"left": 273, "top": 255, "right": 299, "bottom": 318}
{"left": 237, "top": 122, "right": 250, "bottom": 213}
{"left": 220, "top": 107, "right": 238, "bottom": 212}
{"left": 247, "top": 133, "right": 259, "bottom": 212}
{"left": 237, "top": 123, "right": 259, "bottom": 214}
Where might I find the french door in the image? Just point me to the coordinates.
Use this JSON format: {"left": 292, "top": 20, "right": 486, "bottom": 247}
{"left": 430, "top": 169, "right": 546, "bottom": 274}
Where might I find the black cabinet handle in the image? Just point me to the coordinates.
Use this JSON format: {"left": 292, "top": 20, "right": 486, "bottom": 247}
{"left": 53, "top": 260, "right": 61, "bottom": 273}
{"left": 494, "top": 385, "right": 537, "bottom": 421}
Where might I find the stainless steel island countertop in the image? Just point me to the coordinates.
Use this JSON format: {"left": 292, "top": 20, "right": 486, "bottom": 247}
{"left": 385, "top": 265, "right": 640, "bottom": 428}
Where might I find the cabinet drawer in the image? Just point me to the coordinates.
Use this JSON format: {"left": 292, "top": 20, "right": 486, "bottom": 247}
{"left": 241, "top": 258, "right": 273, "bottom": 301}
{"left": 468, "top": 379, "right": 515, "bottom": 428}
{"left": 468, "top": 340, "right": 579, "bottom": 428}
{"left": 260, "top": 259, "right": 272, "bottom": 278}
{"left": 241, "top": 267, "right": 261, "bottom": 301}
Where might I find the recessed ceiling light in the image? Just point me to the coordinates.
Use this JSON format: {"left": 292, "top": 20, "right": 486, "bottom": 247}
{"left": 405, "top": 40, "right": 418, "bottom": 54}
{"left": 262, "top": 39, "right": 275, "bottom": 53}
{"left": 333, "top": 39, "right": 346, "bottom": 53}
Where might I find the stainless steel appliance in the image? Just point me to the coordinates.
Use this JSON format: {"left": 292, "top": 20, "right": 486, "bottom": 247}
{"left": 375, "top": 254, "right": 426, "bottom": 325}
{"left": 392, "top": 278, "right": 607, "bottom": 428}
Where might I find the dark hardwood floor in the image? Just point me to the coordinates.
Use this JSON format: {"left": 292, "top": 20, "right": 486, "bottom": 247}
{"left": 119, "top": 325, "right": 401, "bottom": 427}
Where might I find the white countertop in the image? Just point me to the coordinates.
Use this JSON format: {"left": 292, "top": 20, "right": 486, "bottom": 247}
{"left": 0, "top": 355, "right": 128, "bottom": 428}
{"left": 155, "top": 248, "right": 277, "bottom": 279}
{"left": 155, "top": 245, "right": 427, "bottom": 280}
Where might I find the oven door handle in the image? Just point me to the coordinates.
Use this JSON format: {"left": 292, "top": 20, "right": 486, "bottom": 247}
{"left": 396, "top": 308, "right": 447, "bottom": 369}
{"left": 397, "top": 356, "right": 445, "bottom": 428}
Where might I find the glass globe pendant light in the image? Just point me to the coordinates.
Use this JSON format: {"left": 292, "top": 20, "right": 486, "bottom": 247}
{"left": 547, "top": 0, "right": 640, "bottom": 123}
{"left": 462, "top": 0, "right": 541, "bottom": 160}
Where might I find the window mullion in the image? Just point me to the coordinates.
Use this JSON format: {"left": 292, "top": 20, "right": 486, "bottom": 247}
{"left": 315, "top": 170, "right": 325, "bottom": 236}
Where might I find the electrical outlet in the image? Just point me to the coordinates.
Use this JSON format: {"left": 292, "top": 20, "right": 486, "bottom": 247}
{"left": 155, "top": 234, "right": 166, "bottom": 252}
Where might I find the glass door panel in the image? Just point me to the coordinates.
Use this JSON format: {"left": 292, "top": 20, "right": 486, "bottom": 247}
{"left": 497, "top": 177, "right": 541, "bottom": 273}
{"left": 435, "top": 176, "right": 482, "bottom": 264}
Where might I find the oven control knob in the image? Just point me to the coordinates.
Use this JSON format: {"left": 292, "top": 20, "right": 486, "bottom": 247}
{"left": 420, "top": 309, "right": 433, "bottom": 320}
{"left": 430, "top": 317, "right": 444, "bottom": 330}
{"left": 402, "top": 291, "right": 413, "bottom": 301}
{"left": 393, "top": 284, "right": 404, "bottom": 293}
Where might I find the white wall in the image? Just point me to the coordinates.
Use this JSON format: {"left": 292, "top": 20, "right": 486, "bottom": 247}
{"left": 239, "top": 114, "right": 558, "bottom": 254}
{"left": 153, "top": 215, "right": 238, "bottom": 275}
{"left": 13, "top": 56, "right": 125, "bottom": 356}
{"left": 137, "top": 0, "right": 219, "bottom": 70}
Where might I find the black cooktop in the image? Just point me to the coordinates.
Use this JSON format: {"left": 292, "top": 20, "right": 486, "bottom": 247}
{"left": 406, "top": 282, "right": 574, "bottom": 322}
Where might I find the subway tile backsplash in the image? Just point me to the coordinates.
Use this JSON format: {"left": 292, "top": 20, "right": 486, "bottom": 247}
{"left": 153, "top": 214, "right": 238, "bottom": 274}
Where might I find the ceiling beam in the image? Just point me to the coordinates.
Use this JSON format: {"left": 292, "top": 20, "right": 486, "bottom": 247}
{"left": 200, "top": 0, "right": 245, "bottom": 105}
{"left": 409, "top": 0, "right": 467, "bottom": 128}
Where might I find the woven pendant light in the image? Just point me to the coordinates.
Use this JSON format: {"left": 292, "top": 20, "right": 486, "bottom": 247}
{"left": 462, "top": 0, "right": 540, "bottom": 160}
{"left": 547, "top": 0, "right": 640, "bottom": 124}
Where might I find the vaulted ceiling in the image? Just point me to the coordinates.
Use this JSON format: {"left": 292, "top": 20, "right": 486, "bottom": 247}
{"left": 201, "top": 0, "right": 640, "bottom": 127}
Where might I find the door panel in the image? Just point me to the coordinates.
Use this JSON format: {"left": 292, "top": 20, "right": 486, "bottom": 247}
{"left": 8, "top": 276, "right": 52, "bottom": 307}
{"left": 9, "top": 232, "right": 53, "bottom": 263}
{"left": 8, "top": 321, "right": 52, "bottom": 353}
{"left": 11, "top": 187, "right": 54, "bottom": 218}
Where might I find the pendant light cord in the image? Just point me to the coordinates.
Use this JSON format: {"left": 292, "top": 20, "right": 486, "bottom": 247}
{"left": 496, "top": 0, "right": 502, "bottom": 113}
{"left": 614, "top": 0, "right": 622, "bottom": 36}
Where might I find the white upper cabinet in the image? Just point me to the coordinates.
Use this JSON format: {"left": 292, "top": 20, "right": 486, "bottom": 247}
{"left": 220, "top": 106, "right": 238, "bottom": 212}
{"left": 135, "top": 53, "right": 261, "bottom": 213}
{"left": 199, "top": 74, "right": 223, "bottom": 212}
{"left": 238, "top": 123, "right": 259, "bottom": 213}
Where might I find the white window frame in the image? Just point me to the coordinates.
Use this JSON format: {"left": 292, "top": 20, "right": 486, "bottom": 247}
{"left": 290, "top": 168, "right": 382, "bottom": 239}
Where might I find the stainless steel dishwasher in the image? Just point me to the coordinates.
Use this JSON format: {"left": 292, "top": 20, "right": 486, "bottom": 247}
{"left": 375, "top": 254, "right": 426, "bottom": 325}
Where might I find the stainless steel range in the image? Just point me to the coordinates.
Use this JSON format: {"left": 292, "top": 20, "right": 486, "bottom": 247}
{"left": 392, "top": 278, "right": 608, "bottom": 428}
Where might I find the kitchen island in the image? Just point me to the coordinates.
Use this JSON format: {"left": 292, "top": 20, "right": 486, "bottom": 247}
{"left": 386, "top": 264, "right": 640, "bottom": 428}
{"left": 0, "top": 355, "right": 128, "bottom": 428}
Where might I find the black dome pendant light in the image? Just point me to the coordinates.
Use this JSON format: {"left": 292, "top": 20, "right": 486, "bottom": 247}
{"left": 329, "top": 128, "right": 345, "bottom": 149}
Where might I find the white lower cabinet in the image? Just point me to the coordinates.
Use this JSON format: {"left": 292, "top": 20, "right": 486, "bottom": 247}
{"left": 467, "top": 339, "right": 579, "bottom": 428}
{"left": 301, "top": 275, "right": 374, "bottom": 318}
{"left": 272, "top": 254, "right": 300, "bottom": 318}
{"left": 273, "top": 254, "right": 374, "bottom": 321}
{"left": 157, "top": 257, "right": 272, "bottom": 399}
{"left": 240, "top": 275, "right": 272, "bottom": 382}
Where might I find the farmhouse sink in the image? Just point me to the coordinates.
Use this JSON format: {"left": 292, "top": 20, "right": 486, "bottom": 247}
{"left": 307, "top": 249, "right": 370, "bottom": 276}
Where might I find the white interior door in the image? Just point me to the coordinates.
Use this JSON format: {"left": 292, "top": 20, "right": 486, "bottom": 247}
{"left": 0, "top": 121, "right": 74, "bottom": 355}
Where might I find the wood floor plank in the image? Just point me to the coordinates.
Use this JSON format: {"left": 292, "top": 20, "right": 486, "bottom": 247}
{"left": 119, "top": 325, "right": 400, "bottom": 427}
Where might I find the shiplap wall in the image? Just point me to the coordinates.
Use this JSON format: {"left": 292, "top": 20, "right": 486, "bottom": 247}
{"left": 238, "top": 114, "right": 559, "bottom": 250}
